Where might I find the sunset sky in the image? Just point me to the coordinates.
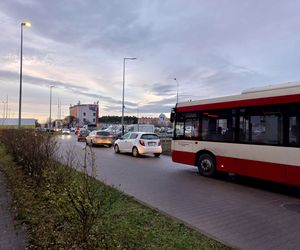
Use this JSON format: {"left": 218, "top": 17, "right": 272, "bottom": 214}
{"left": 1, "top": 0, "right": 300, "bottom": 123}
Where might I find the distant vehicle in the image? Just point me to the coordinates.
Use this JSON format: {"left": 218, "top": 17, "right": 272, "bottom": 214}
{"left": 75, "top": 127, "right": 80, "bottom": 135}
{"left": 86, "top": 130, "right": 114, "bottom": 147}
{"left": 114, "top": 132, "right": 162, "bottom": 157}
{"left": 127, "top": 124, "right": 155, "bottom": 133}
{"left": 171, "top": 81, "right": 300, "bottom": 186}
{"left": 77, "top": 130, "right": 90, "bottom": 142}
{"left": 61, "top": 128, "right": 71, "bottom": 135}
{"left": 104, "top": 125, "right": 123, "bottom": 139}
{"left": 166, "top": 128, "right": 173, "bottom": 137}
{"left": 70, "top": 127, "right": 75, "bottom": 132}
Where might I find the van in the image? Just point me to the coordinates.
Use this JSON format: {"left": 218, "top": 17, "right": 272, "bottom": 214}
{"left": 127, "top": 124, "right": 155, "bottom": 133}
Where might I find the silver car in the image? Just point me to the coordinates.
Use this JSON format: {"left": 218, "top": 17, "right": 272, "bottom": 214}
{"left": 86, "top": 130, "right": 114, "bottom": 147}
{"left": 114, "top": 132, "right": 162, "bottom": 157}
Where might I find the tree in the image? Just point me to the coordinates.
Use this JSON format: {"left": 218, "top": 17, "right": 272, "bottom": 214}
{"left": 63, "top": 116, "right": 78, "bottom": 127}
{"left": 99, "top": 116, "right": 137, "bottom": 124}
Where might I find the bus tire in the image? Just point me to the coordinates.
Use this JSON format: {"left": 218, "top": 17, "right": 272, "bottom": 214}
{"left": 197, "top": 153, "right": 216, "bottom": 177}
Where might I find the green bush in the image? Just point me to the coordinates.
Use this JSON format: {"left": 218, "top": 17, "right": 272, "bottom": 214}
{"left": 0, "top": 129, "right": 57, "bottom": 183}
{"left": 0, "top": 130, "right": 229, "bottom": 250}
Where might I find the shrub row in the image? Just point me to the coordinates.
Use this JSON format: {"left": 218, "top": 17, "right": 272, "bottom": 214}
{"left": 0, "top": 129, "right": 229, "bottom": 249}
{"left": 0, "top": 129, "right": 57, "bottom": 183}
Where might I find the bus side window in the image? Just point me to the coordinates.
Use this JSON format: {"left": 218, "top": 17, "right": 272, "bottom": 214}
{"left": 289, "top": 116, "right": 300, "bottom": 146}
{"left": 175, "top": 121, "right": 184, "bottom": 138}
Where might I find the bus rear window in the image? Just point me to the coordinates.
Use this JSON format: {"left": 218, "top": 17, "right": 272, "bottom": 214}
{"left": 141, "top": 134, "right": 159, "bottom": 140}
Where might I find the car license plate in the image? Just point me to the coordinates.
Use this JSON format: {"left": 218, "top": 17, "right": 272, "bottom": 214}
{"left": 148, "top": 142, "right": 156, "bottom": 146}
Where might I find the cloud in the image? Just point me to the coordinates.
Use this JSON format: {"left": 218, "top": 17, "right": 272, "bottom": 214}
{"left": 1, "top": 0, "right": 300, "bottom": 122}
{"left": 0, "top": 69, "right": 140, "bottom": 107}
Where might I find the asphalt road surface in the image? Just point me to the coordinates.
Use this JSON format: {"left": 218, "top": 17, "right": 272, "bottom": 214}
{"left": 58, "top": 134, "right": 300, "bottom": 250}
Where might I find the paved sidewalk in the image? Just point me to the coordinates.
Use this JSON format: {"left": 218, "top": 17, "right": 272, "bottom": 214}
{"left": 0, "top": 172, "right": 27, "bottom": 250}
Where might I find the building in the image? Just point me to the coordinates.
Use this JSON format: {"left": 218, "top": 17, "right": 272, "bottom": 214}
{"left": 69, "top": 102, "right": 99, "bottom": 127}
{"left": 0, "top": 118, "right": 36, "bottom": 128}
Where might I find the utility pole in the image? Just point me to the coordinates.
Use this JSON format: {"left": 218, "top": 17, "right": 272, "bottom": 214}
{"left": 5, "top": 96, "right": 8, "bottom": 118}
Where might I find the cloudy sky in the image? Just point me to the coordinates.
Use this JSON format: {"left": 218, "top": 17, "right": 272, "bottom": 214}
{"left": 1, "top": 0, "right": 300, "bottom": 122}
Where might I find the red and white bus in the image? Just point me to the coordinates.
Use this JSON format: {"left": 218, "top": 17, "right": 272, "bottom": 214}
{"left": 170, "top": 82, "right": 300, "bottom": 186}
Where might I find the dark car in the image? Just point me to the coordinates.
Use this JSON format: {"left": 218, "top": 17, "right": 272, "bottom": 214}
{"left": 77, "top": 130, "right": 90, "bottom": 142}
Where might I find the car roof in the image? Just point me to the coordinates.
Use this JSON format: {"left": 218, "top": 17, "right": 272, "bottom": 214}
{"left": 129, "top": 132, "right": 158, "bottom": 136}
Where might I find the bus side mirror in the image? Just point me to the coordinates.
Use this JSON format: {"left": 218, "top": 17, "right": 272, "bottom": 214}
{"left": 170, "top": 108, "right": 176, "bottom": 123}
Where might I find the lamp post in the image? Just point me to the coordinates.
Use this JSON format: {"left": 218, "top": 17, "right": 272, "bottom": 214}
{"left": 174, "top": 78, "right": 179, "bottom": 103}
{"left": 121, "top": 57, "right": 136, "bottom": 135}
{"left": 137, "top": 102, "right": 139, "bottom": 132}
{"left": 49, "top": 85, "right": 54, "bottom": 130}
{"left": 18, "top": 21, "right": 31, "bottom": 128}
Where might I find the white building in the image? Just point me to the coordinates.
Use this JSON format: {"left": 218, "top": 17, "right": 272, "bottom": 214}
{"left": 69, "top": 102, "right": 99, "bottom": 127}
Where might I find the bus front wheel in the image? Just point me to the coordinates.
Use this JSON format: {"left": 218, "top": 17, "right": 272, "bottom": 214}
{"left": 197, "top": 154, "right": 216, "bottom": 177}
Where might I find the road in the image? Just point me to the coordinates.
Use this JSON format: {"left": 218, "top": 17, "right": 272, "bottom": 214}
{"left": 58, "top": 134, "right": 300, "bottom": 250}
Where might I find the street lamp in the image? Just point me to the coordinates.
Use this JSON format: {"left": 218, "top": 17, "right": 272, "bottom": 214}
{"left": 49, "top": 85, "right": 54, "bottom": 130}
{"left": 122, "top": 57, "right": 136, "bottom": 135}
{"left": 174, "top": 78, "right": 179, "bottom": 103}
{"left": 18, "top": 21, "right": 31, "bottom": 128}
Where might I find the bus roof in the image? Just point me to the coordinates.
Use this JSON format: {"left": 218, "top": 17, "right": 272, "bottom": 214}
{"left": 176, "top": 81, "right": 300, "bottom": 112}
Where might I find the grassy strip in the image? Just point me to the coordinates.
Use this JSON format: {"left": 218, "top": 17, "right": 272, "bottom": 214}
{"left": 161, "top": 138, "right": 172, "bottom": 155}
{"left": 0, "top": 145, "right": 229, "bottom": 250}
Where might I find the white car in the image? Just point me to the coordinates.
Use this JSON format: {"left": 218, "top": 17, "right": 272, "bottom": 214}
{"left": 61, "top": 128, "right": 71, "bottom": 135}
{"left": 114, "top": 132, "right": 162, "bottom": 157}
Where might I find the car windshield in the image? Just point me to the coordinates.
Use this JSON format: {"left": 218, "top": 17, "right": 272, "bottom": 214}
{"left": 140, "top": 134, "right": 159, "bottom": 140}
{"left": 97, "top": 131, "right": 110, "bottom": 136}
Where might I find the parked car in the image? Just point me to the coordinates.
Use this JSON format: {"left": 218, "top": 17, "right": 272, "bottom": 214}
{"left": 104, "top": 125, "right": 123, "bottom": 139}
{"left": 86, "top": 130, "right": 114, "bottom": 147}
{"left": 77, "top": 129, "right": 90, "bottom": 142}
{"left": 114, "top": 132, "right": 162, "bottom": 157}
{"left": 61, "top": 128, "right": 71, "bottom": 135}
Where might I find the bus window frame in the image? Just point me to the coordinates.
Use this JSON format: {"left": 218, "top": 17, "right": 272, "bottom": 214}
{"left": 173, "top": 103, "right": 300, "bottom": 148}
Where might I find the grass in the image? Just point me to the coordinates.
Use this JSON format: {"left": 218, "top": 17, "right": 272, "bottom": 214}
{"left": 0, "top": 144, "right": 230, "bottom": 250}
{"left": 161, "top": 138, "right": 172, "bottom": 155}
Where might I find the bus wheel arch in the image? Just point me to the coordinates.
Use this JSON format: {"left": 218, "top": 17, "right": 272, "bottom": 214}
{"left": 195, "top": 150, "right": 216, "bottom": 177}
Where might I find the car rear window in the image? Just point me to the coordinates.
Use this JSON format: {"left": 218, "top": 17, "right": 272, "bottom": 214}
{"left": 97, "top": 131, "right": 110, "bottom": 136}
{"left": 141, "top": 134, "right": 159, "bottom": 140}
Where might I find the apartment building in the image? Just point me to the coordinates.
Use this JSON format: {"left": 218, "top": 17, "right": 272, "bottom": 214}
{"left": 69, "top": 102, "right": 99, "bottom": 127}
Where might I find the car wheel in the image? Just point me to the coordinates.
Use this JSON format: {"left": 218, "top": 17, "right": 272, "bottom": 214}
{"left": 197, "top": 153, "right": 216, "bottom": 177}
{"left": 114, "top": 144, "right": 120, "bottom": 153}
{"left": 154, "top": 153, "right": 161, "bottom": 158}
{"left": 132, "top": 147, "right": 139, "bottom": 157}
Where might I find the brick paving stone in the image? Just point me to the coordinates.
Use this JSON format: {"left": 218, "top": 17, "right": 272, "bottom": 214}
{"left": 59, "top": 136, "right": 300, "bottom": 250}
{"left": 0, "top": 172, "right": 27, "bottom": 250}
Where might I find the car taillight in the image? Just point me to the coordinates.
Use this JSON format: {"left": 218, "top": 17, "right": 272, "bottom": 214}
{"left": 139, "top": 139, "right": 145, "bottom": 146}
{"left": 158, "top": 140, "right": 161, "bottom": 146}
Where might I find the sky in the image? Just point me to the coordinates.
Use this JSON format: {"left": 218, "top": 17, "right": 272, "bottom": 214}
{"left": 1, "top": 0, "right": 300, "bottom": 123}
